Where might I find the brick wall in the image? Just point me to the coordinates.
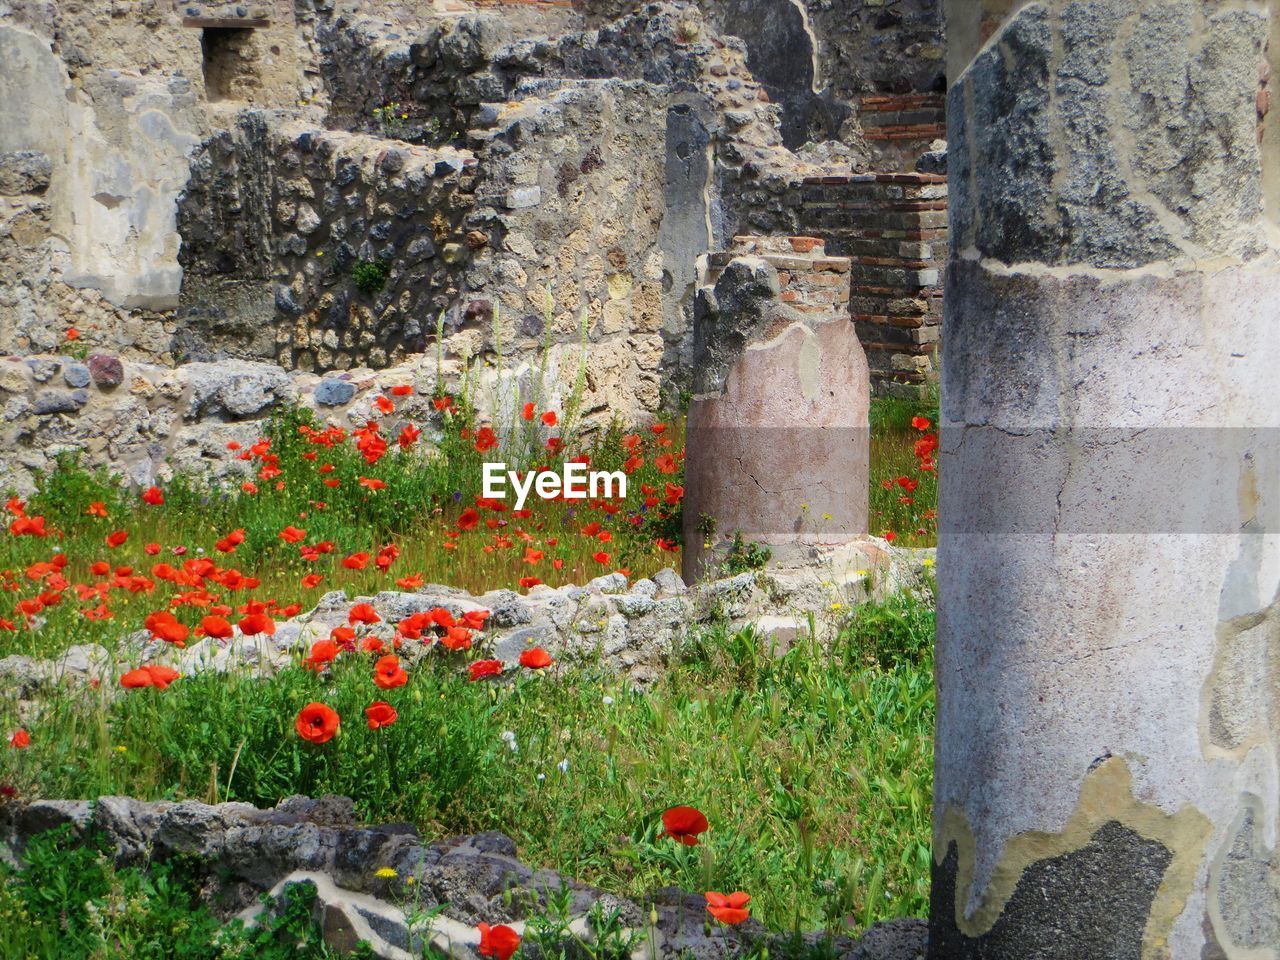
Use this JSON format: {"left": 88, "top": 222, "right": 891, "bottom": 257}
{"left": 856, "top": 93, "right": 946, "bottom": 172}
{"left": 799, "top": 172, "right": 947, "bottom": 398}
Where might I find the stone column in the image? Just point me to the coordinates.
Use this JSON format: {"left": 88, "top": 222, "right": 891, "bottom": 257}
{"left": 933, "top": 3, "right": 1280, "bottom": 958}
{"left": 682, "top": 236, "right": 869, "bottom": 583}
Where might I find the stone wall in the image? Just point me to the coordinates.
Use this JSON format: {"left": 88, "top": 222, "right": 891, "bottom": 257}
{"left": 798, "top": 173, "right": 945, "bottom": 396}
{"left": 0, "top": 794, "right": 927, "bottom": 960}
{"left": 177, "top": 115, "right": 480, "bottom": 369}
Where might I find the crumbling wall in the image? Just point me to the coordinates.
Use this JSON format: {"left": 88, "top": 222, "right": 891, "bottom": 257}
{"left": 176, "top": 115, "right": 479, "bottom": 370}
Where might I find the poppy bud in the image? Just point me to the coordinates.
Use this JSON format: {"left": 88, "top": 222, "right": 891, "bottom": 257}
{"left": 502, "top": 886, "right": 512, "bottom": 908}
{"left": 649, "top": 907, "right": 658, "bottom": 927}
{"left": 413, "top": 689, "right": 423, "bottom": 703}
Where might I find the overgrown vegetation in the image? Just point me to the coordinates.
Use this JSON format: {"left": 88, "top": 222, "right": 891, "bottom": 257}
{"left": 0, "top": 828, "right": 352, "bottom": 960}
{"left": 1, "top": 600, "right": 935, "bottom": 935}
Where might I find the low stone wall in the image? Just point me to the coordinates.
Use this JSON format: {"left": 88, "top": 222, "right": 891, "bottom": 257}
{"left": 798, "top": 174, "right": 946, "bottom": 397}
{"left": 0, "top": 542, "right": 932, "bottom": 693}
{"left": 0, "top": 344, "right": 590, "bottom": 495}
{"left": 1, "top": 794, "right": 928, "bottom": 960}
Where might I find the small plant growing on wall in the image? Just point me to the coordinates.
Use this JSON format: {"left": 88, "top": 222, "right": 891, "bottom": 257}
{"left": 351, "top": 259, "right": 391, "bottom": 296}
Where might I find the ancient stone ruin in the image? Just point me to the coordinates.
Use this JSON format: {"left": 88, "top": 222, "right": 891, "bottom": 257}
{"left": 6, "top": 0, "right": 1277, "bottom": 958}
{"left": 0, "top": 0, "right": 946, "bottom": 495}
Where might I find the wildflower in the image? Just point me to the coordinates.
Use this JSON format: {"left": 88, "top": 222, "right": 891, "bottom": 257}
{"left": 602, "top": 695, "right": 614, "bottom": 706}
{"left": 365, "top": 701, "right": 398, "bottom": 729}
{"left": 301, "top": 573, "right": 323, "bottom": 589}
{"left": 87, "top": 501, "right": 108, "bottom": 518}
{"left": 500, "top": 730, "right": 518, "bottom": 753}
{"left": 660, "top": 806, "right": 709, "bottom": 846}
{"left": 911, "top": 415, "right": 931, "bottom": 430}
{"left": 520, "top": 648, "right": 552, "bottom": 669}
{"left": 592, "top": 551, "right": 611, "bottom": 565}
{"left": 349, "top": 602, "right": 381, "bottom": 625}
{"left": 303, "top": 640, "right": 340, "bottom": 671}
{"left": 541, "top": 411, "right": 557, "bottom": 427}
{"left": 278, "top": 525, "right": 307, "bottom": 543}
{"left": 521, "top": 402, "right": 535, "bottom": 421}
{"left": 468, "top": 659, "right": 503, "bottom": 682}
{"left": 120, "top": 665, "right": 181, "bottom": 690}
{"left": 9, "top": 729, "right": 30, "bottom": 749}
{"left": 518, "top": 576, "right": 542, "bottom": 589}
{"left": 141, "top": 486, "right": 165, "bottom": 505}
{"left": 375, "top": 867, "right": 398, "bottom": 879}
{"left": 556, "top": 758, "right": 569, "bottom": 773}
{"left": 477, "top": 923, "right": 521, "bottom": 960}
{"left": 106, "top": 530, "right": 128, "bottom": 548}
{"left": 296, "top": 703, "right": 340, "bottom": 744}
{"left": 705, "top": 891, "right": 750, "bottom": 925}
{"left": 374, "top": 654, "right": 409, "bottom": 689}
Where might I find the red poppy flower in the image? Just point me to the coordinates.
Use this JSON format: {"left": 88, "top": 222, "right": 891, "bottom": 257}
{"left": 303, "top": 640, "right": 339, "bottom": 671}
{"left": 474, "top": 426, "right": 498, "bottom": 453}
{"left": 592, "top": 551, "right": 611, "bottom": 565}
{"left": 145, "top": 610, "right": 189, "bottom": 646}
{"left": 519, "top": 647, "right": 552, "bottom": 669}
{"left": 374, "top": 654, "right": 408, "bottom": 689}
{"left": 396, "top": 573, "right": 425, "bottom": 589}
{"left": 518, "top": 576, "right": 542, "bottom": 589}
{"left": 398, "top": 425, "right": 421, "bottom": 449}
{"left": 521, "top": 402, "right": 535, "bottom": 421}
{"left": 279, "top": 526, "right": 306, "bottom": 543}
{"left": 469, "top": 659, "right": 503, "bottom": 681}
{"left": 541, "top": 411, "right": 557, "bottom": 427}
{"left": 200, "top": 615, "right": 233, "bottom": 639}
{"left": 458, "top": 508, "right": 480, "bottom": 531}
{"left": 375, "top": 396, "right": 395, "bottom": 414}
{"left": 661, "top": 806, "right": 709, "bottom": 846}
{"left": 106, "top": 530, "right": 128, "bottom": 548}
{"left": 348, "top": 602, "right": 381, "bottom": 625}
{"left": 342, "top": 552, "right": 371, "bottom": 570}
{"left": 141, "top": 486, "right": 165, "bottom": 505}
{"left": 9, "top": 729, "right": 30, "bottom": 749}
{"left": 301, "top": 573, "right": 323, "bottom": 589}
{"left": 296, "top": 702, "right": 340, "bottom": 744}
{"left": 655, "top": 453, "right": 677, "bottom": 474}
{"left": 705, "top": 891, "right": 750, "bottom": 925}
{"left": 87, "top": 501, "right": 108, "bottom": 518}
{"left": 650, "top": 423, "right": 667, "bottom": 434}
{"left": 911, "top": 415, "right": 931, "bottom": 430}
{"left": 143, "top": 665, "right": 181, "bottom": 690}
{"left": 390, "top": 384, "right": 413, "bottom": 397}
{"left": 238, "top": 612, "right": 276, "bottom": 636}
{"left": 439, "top": 626, "right": 473, "bottom": 651}
{"left": 365, "top": 701, "right": 398, "bottom": 729}
{"left": 477, "top": 923, "right": 521, "bottom": 960}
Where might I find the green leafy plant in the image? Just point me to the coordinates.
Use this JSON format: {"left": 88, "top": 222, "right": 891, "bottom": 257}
{"left": 723, "top": 531, "right": 772, "bottom": 574}
{"left": 351, "top": 259, "right": 391, "bottom": 296}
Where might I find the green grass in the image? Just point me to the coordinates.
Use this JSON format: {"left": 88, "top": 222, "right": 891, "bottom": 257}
{"left": 0, "top": 828, "right": 352, "bottom": 960}
{"left": 867, "top": 396, "right": 938, "bottom": 548}
{"left": 0, "top": 599, "right": 935, "bottom": 936}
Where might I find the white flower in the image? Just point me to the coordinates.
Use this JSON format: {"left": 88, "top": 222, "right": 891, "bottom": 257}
{"left": 602, "top": 695, "right": 614, "bottom": 706}
{"left": 557, "top": 758, "right": 569, "bottom": 774}
{"left": 500, "top": 731, "right": 519, "bottom": 754}
{"left": 537, "top": 773, "right": 546, "bottom": 781}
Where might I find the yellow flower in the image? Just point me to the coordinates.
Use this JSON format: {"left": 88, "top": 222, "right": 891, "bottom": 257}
{"left": 115, "top": 745, "right": 127, "bottom": 754}
{"left": 375, "top": 867, "right": 397, "bottom": 879}
{"left": 855, "top": 569, "right": 868, "bottom": 577}
{"left": 800, "top": 503, "right": 809, "bottom": 511}
{"left": 406, "top": 875, "right": 416, "bottom": 885}
{"left": 830, "top": 602, "right": 843, "bottom": 611}
{"left": 923, "top": 557, "right": 936, "bottom": 568}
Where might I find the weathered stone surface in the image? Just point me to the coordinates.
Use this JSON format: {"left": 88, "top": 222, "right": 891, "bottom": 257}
{"left": 0, "top": 150, "right": 52, "bottom": 195}
{"left": 87, "top": 354, "right": 124, "bottom": 387}
{"left": 948, "top": 1, "right": 1267, "bottom": 267}
{"left": 314, "top": 376, "right": 356, "bottom": 406}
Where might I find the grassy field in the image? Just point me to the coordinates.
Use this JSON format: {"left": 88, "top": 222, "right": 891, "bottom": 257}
{"left": 0, "top": 390, "right": 938, "bottom": 949}
{"left": 1, "top": 595, "right": 935, "bottom": 939}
